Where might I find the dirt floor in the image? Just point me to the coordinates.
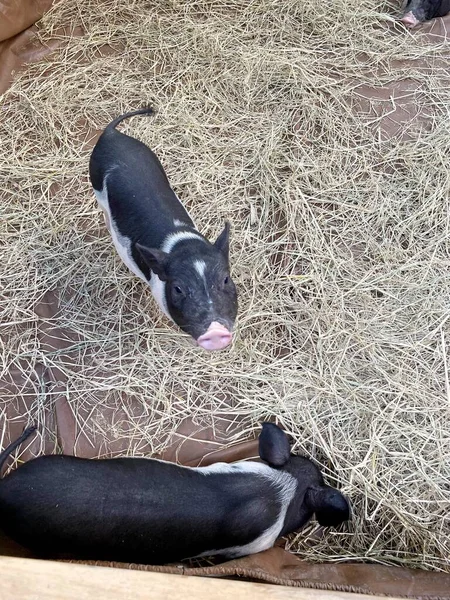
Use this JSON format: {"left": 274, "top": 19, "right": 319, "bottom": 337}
{"left": 1, "top": 0, "right": 450, "bottom": 572}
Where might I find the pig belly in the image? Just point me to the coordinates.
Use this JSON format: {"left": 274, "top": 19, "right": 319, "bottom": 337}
{"left": 93, "top": 186, "right": 171, "bottom": 320}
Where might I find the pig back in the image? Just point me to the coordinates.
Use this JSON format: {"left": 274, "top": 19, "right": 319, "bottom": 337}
{"left": 0, "top": 456, "right": 277, "bottom": 564}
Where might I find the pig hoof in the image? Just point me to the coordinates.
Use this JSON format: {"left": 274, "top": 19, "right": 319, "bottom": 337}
{"left": 197, "top": 322, "right": 232, "bottom": 351}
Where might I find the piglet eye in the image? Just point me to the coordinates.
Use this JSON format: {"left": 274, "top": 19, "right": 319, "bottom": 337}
{"left": 174, "top": 286, "right": 183, "bottom": 294}
{"left": 223, "top": 277, "right": 229, "bottom": 285}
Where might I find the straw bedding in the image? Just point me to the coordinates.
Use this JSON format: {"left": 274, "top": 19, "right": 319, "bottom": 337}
{"left": 1, "top": 0, "right": 449, "bottom": 571}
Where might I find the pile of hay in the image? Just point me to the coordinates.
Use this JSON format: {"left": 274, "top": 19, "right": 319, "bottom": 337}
{"left": 1, "top": 0, "right": 449, "bottom": 570}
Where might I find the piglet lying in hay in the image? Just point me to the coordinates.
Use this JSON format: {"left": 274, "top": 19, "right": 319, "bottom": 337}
{"left": 89, "top": 108, "right": 237, "bottom": 351}
{"left": 0, "top": 424, "right": 349, "bottom": 565}
{"left": 400, "top": 0, "right": 450, "bottom": 26}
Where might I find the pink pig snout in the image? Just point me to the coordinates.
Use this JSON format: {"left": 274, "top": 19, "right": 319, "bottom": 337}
{"left": 400, "top": 11, "right": 420, "bottom": 27}
{"left": 197, "top": 322, "right": 233, "bottom": 351}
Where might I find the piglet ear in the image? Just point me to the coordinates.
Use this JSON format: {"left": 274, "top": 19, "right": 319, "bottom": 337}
{"left": 214, "top": 221, "right": 230, "bottom": 261}
{"left": 306, "top": 485, "right": 350, "bottom": 527}
{"left": 136, "top": 244, "right": 169, "bottom": 281}
{"left": 258, "top": 422, "right": 291, "bottom": 467}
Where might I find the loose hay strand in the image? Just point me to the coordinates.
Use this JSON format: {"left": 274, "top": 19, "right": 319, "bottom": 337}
{"left": 1, "top": 0, "right": 450, "bottom": 571}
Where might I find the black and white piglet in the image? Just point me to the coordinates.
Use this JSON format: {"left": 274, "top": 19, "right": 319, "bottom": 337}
{"left": 400, "top": 0, "right": 450, "bottom": 26}
{"left": 0, "top": 423, "right": 349, "bottom": 565}
{"left": 89, "top": 108, "right": 237, "bottom": 351}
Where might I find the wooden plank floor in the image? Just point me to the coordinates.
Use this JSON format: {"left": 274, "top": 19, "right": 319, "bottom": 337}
{"left": 0, "top": 555, "right": 394, "bottom": 600}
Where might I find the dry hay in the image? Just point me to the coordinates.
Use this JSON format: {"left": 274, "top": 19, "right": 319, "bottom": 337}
{"left": 1, "top": 0, "right": 450, "bottom": 571}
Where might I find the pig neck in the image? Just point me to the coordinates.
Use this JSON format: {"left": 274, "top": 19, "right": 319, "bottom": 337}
{"left": 192, "top": 461, "right": 298, "bottom": 559}
{"left": 197, "top": 461, "right": 298, "bottom": 506}
{"left": 160, "top": 229, "right": 208, "bottom": 255}
{"left": 278, "top": 484, "right": 314, "bottom": 537}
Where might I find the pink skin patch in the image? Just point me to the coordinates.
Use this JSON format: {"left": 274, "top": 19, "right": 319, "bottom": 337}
{"left": 400, "top": 11, "right": 420, "bottom": 27}
{"left": 197, "top": 321, "right": 233, "bottom": 351}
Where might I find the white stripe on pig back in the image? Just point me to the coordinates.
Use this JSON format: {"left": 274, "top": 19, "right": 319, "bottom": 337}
{"left": 161, "top": 230, "right": 204, "bottom": 254}
{"left": 194, "top": 461, "right": 297, "bottom": 559}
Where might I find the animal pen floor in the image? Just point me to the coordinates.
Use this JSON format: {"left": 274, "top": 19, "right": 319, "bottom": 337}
{"left": 0, "top": 0, "right": 449, "bottom": 572}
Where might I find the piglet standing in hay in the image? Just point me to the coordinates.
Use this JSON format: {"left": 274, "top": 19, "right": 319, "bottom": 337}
{"left": 0, "top": 423, "right": 349, "bottom": 565}
{"left": 89, "top": 107, "right": 237, "bottom": 351}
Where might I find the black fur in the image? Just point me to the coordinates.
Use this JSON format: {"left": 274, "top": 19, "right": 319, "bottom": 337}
{"left": 306, "top": 486, "right": 351, "bottom": 527}
{"left": 0, "top": 424, "right": 350, "bottom": 565}
{"left": 89, "top": 108, "right": 238, "bottom": 343}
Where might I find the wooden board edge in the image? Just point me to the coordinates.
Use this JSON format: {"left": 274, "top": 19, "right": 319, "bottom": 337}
{"left": 0, "top": 555, "right": 399, "bottom": 600}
